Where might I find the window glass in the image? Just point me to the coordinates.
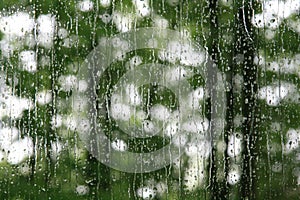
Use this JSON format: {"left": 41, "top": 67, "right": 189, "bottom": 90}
{"left": 0, "top": 0, "right": 299, "bottom": 199}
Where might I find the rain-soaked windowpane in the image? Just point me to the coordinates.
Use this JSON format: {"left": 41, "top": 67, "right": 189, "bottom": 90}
{"left": 0, "top": 0, "right": 299, "bottom": 199}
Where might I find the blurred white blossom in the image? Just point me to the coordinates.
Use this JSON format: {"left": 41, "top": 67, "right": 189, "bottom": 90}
{"left": 36, "top": 14, "right": 56, "bottom": 48}
{"left": 78, "top": 0, "right": 94, "bottom": 12}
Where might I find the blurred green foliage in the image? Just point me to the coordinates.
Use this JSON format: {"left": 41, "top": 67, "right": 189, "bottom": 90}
{"left": 0, "top": 0, "right": 299, "bottom": 199}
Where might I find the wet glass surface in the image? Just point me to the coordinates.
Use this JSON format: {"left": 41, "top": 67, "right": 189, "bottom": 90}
{"left": 0, "top": 0, "right": 299, "bottom": 199}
